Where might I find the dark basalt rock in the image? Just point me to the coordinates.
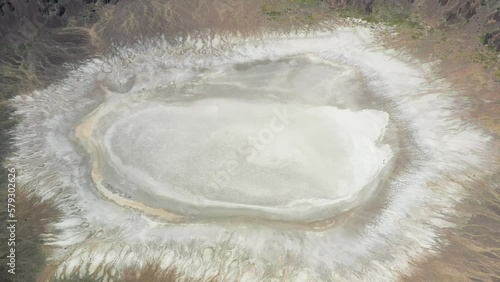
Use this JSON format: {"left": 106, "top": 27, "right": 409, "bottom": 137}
{"left": 0, "top": 1, "right": 15, "bottom": 17}
{"left": 0, "top": 0, "right": 118, "bottom": 41}
{"left": 37, "top": 0, "right": 65, "bottom": 17}
{"left": 492, "top": 29, "right": 500, "bottom": 51}
{"left": 489, "top": 10, "right": 500, "bottom": 22}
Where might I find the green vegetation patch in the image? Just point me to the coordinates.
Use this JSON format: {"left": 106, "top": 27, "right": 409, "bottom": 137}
{"left": 473, "top": 50, "right": 499, "bottom": 68}
{"left": 288, "top": 0, "right": 321, "bottom": 5}
{"left": 338, "top": 5, "right": 423, "bottom": 30}
{"left": 480, "top": 32, "right": 493, "bottom": 46}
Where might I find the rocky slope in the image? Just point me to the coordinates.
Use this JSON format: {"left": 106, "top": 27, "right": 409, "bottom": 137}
{"left": 0, "top": 0, "right": 108, "bottom": 40}
{"left": 1, "top": 0, "right": 498, "bottom": 45}
{"left": 325, "top": 0, "right": 500, "bottom": 50}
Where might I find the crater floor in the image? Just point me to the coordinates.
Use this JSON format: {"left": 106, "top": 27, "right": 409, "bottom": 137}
{"left": 77, "top": 55, "right": 394, "bottom": 222}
